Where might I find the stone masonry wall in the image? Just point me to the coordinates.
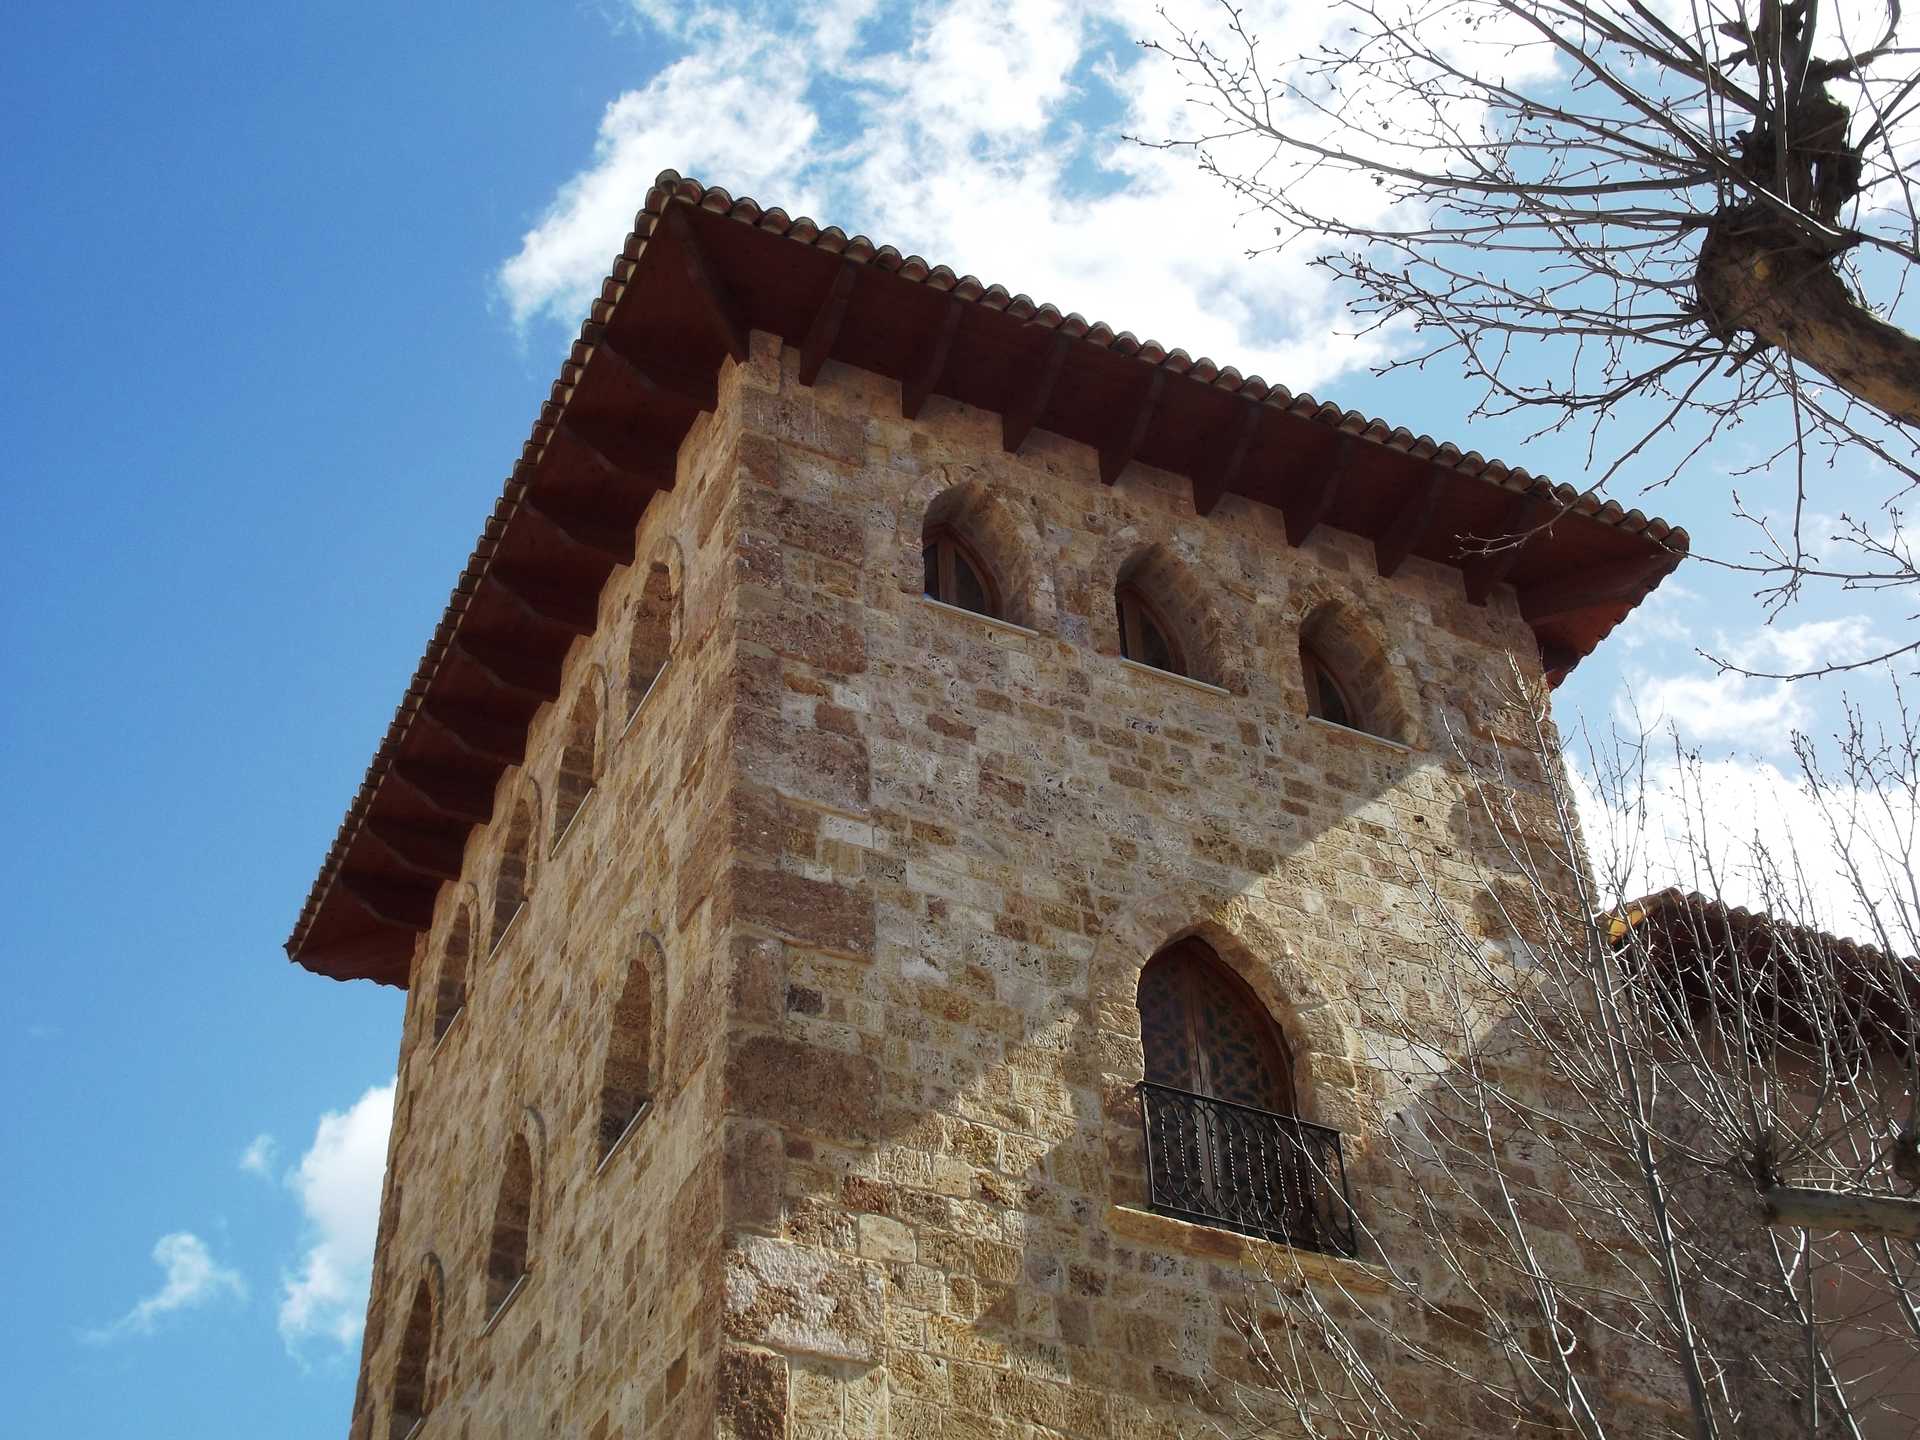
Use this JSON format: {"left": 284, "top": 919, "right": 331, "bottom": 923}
{"left": 347, "top": 365, "right": 759, "bottom": 1440}
{"left": 709, "top": 333, "right": 1591, "bottom": 1440}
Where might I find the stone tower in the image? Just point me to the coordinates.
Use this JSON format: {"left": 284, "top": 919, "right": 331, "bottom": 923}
{"left": 285, "top": 171, "right": 1685, "bottom": 1440}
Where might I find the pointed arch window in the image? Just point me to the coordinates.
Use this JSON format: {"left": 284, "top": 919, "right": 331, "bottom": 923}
{"left": 433, "top": 908, "right": 470, "bottom": 1043}
{"left": 490, "top": 805, "right": 532, "bottom": 954}
{"left": 1139, "top": 939, "right": 1295, "bottom": 1115}
{"left": 485, "top": 1135, "right": 534, "bottom": 1321}
{"left": 551, "top": 689, "right": 599, "bottom": 851}
{"left": 1301, "top": 643, "right": 1356, "bottom": 732}
{"left": 922, "top": 524, "right": 1000, "bottom": 619}
{"left": 1116, "top": 584, "right": 1186, "bottom": 677}
{"left": 389, "top": 1277, "right": 434, "bottom": 1439}
{"left": 596, "top": 951, "right": 657, "bottom": 1166}
{"left": 627, "top": 559, "right": 676, "bottom": 720}
{"left": 1134, "top": 939, "right": 1355, "bottom": 1253}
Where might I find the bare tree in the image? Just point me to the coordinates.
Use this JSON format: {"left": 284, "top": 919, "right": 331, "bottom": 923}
{"left": 1209, "top": 676, "right": 1919, "bottom": 1438}
{"left": 1146, "top": 0, "right": 1920, "bottom": 669}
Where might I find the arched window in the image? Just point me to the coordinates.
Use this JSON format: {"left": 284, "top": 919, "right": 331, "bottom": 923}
{"left": 1300, "top": 643, "right": 1357, "bottom": 732}
{"left": 627, "top": 558, "right": 676, "bottom": 720}
{"left": 389, "top": 1277, "right": 434, "bottom": 1438}
{"left": 1298, "top": 601, "right": 1411, "bottom": 744}
{"left": 596, "top": 951, "right": 657, "bottom": 1163}
{"left": 1113, "top": 545, "right": 1198, "bottom": 683}
{"left": 551, "top": 688, "right": 599, "bottom": 849}
{"left": 1138, "top": 939, "right": 1295, "bottom": 1115}
{"left": 491, "top": 804, "right": 532, "bottom": 952}
{"left": 922, "top": 524, "right": 1000, "bottom": 618}
{"left": 486, "top": 1135, "right": 534, "bottom": 1318}
{"left": 433, "top": 907, "right": 470, "bottom": 1042}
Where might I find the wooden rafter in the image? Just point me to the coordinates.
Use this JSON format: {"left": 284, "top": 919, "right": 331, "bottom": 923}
{"left": 902, "top": 298, "right": 963, "bottom": 420}
{"left": 338, "top": 871, "right": 437, "bottom": 932}
{"left": 1521, "top": 552, "right": 1678, "bottom": 625}
{"left": 1002, "top": 330, "right": 1072, "bottom": 455}
{"left": 1194, "top": 401, "right": 1263, "bottom": 518}
{"left": 1463, "top": 491, "right": 1552, "bottom": 605}
{"left": 364, "top": 818, "right": 466, "bottom": 882}
{"left": 454, "top": 633, "right": 564, "bottom": 702}
{"left": 388, "top": 760, "right": 495, "bottom": 825}
{"left": 521, "top": 485, "right": 637, "bottom": 566}
{"left": 1100, "top": 368, "right": 1167, "bottom": 486}
{"left": 664, "top": 202, "right": 749, "bottom": 363}
{"left": 582, "top": 325, "right": 718, "bottom": 414}
{"left": 1285, "top": 434, "right": 1354, "bottom": 548}
{"left": 420, "top": 700, "right": 525, "bottom": 766}
{"left": 798, "top": 259, "right": 861, "bottom": 387}
{"left": 1375, "top": 470, "right": 1442, "bottom": 579}
{"left": 487, "top": 565, "right": 599, "bottom": 637}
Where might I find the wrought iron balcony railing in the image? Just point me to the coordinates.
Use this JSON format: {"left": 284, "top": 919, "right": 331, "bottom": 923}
{"left": 1137, "top": 1081, "right": 1358, "bottom": 1257}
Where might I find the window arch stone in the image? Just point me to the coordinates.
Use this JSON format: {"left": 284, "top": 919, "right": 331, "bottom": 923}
{"left": 1110, "top": 542, "right": 1235, "bottom": 689}
{"left": 1090, "top": 887, "right": 1360, "bottom": 1216}
{"left": 1295, "top": 593, "right": 1418, "bottom": 745}
{"left": 388, "top": 1255, "right": 443, "bottom": 1439}
{"left": 490, "top": 795, "right": 537, "bottom": 954}
{"left": 433, "top": 905, "right": 471, "bottom": 1042}
{"left": 484, "top": 1111, "right": 544, "bottom": 1320}
{"left": 596, "top": 936, "right": 667, "bottom": 1164}
{"left": 899, "top": 466, "right": 1057, "bottom": 632}
{"left": 626, "top": 541, "right": 682, "bottom": 720}
{"left": 551, "top": 674, "right": 604, "bottom": 850}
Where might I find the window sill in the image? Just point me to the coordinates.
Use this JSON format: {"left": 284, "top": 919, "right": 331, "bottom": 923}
{"left": 1105, "top": 1204, "right": 1389, "bottom": 1292}
{"left": 917, "top": 594, "right": 1040, "bottom": 639}
{"left": 1117, "top": 656, "right": 1231, "bottom": 697}
{"left": 621, "top": 661, "right": 671, "bottom": 741}
{"left": 548, "top": 786, "right": 597, "bottom": 860}
{"left": 1305, "top": 715, "right": 1412, "bottom": 754}
{"left": 479, "top": 1271, "right": 530, "bottom": 1337}
{"left": 487, "top": 902, "right": 527, "bottom": 962}
{"left": 430, "top": 1004, "right": 465, "bottom": 1057}
{"left": 594, "top": 1100, "right": 654, "bottom": 1178}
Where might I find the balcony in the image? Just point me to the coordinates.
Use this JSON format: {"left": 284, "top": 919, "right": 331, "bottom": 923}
{"left": 1138, "top": 1081, "right": 1358, "bottom": 1257}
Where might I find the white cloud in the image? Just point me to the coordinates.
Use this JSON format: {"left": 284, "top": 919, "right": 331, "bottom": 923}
{"left": 496, "top": 0, "right": 1434, "bottom": 393}
{"left": 239, "top": 1133, "right": 277, "bottom": 1177}
{"left": 1623, "top": 613, "right": 1884, "bottom": 749}
{"left": 278, "top": 1081, "right": 394, "bottom": 1353}
{"left": 1571, "top": 744, "right": 1916, "bottom": 948}
{"left": 86, "top": 1232, "right": 246, "bottom": 1341}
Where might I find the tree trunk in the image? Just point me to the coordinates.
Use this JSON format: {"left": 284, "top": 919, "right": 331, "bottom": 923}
{"left": 1696, "top": 218, "right": 1920, "bottom": 427}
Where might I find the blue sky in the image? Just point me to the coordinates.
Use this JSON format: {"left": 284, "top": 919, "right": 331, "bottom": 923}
{"left": 2, "top": 1, "right": 1907, "bottom": 1434}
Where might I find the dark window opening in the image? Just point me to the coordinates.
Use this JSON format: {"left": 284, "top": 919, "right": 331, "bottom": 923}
{"left": 1303, "top": 646, "right": 1356, "bottom": 731}
{"left": 923, "top": 526, "right": 999, "bottom": 618}
{"left": 1117, "top": 585, "right": 1185, "bottom": 677}
{"left": 486, "top": 1136, "right": 533, "bottom": 1317}
{"left": 388, "top": 1278, "right": 433, "bottom": 1439}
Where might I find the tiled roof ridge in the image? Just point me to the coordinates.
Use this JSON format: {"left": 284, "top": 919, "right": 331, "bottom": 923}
{"left": 1615, "top": 887, "right": 1906, "bottom": 965}
{"left": 286, "top": 167, "right": 1688, "bottom": 968}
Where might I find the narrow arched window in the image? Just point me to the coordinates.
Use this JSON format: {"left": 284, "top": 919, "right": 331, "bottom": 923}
{"left": 627, "top": 559, "right": 676, "bottom": 719}
{"left": 388, "top": 1278, "right": 434, "bottom": 1439}
{"left": 1116, "top": 584, "right": 1185, "bottom": 677}
{"left": 433, "top": 907, "right": 470, "bottom": 1042}
{"left": 491, "top": 805, "right": 532, "bottom": 951}
{"left": 596, "top": 953, "right": 656, "bottom": 1163}
{"left": 551, "top": 689, "right": 599, "bottom": 849}
{"left": 1138, "top": 939, "right": 1295, "bottom": 1115}
{"left": 922, "top": 524, "right": 999, "bottom": 618}
{"left": 1301, "top": 643, "right": 1356, "bottom": 731}
{"left": 486, "top": 1135, "right": 534, "bottom": 1317}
